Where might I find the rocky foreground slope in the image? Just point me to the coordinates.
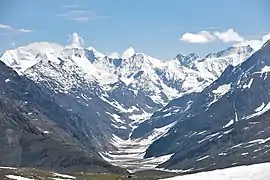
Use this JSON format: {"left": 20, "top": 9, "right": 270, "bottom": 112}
{"left": 0, "top": 61, "right": 126, "bottom": 174}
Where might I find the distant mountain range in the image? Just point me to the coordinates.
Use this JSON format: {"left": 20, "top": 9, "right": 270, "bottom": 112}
{"left": 1, "top": 32, "right": 269, "bottom": 174}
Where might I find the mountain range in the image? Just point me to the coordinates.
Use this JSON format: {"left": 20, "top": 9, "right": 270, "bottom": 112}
{"left": 1, "top": 32, "right": 269, "bottom": 175}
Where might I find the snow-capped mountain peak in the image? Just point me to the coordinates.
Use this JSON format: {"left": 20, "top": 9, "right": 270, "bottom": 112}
{"left": 0, "top": 41, "right": 255, "bottom": 107}
{"left": 122, "top": 47, "right": 135, "bottom": 59}
{"left": 205, "top": 45, "right": 254, "bottom": 59}
{"left": 0, "top": 42, "right": 63, "bottom": 74}
{"left": 189, "top": 45, "right": 255, "bottom": 79}
{"left": 175, "top": 53, "right": 200, "bottom": 67}
{"left": 87, "top": 46, "right": 106, "bottom": 59}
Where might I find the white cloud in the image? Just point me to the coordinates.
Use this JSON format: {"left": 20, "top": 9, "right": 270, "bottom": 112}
{"left": 65, "top": 15, "right": 109, "bottom": 22}
{"left": 68, "top": 17, "right": 90, "bottom": 21}
{"left": 180, "top": 31, "right": 216, "bottom": 44}
{"left": 62, "top": 4, "right": 79, "bottom": 9}
{"left": 214, "top": 28, "right": 244, "bottom": 43}
{"left": 0, "top": 23, "right": 33, "bottom": 33}
{"left": 181, "top": 28, "right": 270, "bottom": 51}
{"left": 234, "top": 33, "right": 270, "bottom": 51}
{"left": 199, "top": 31, "right": 216, "bottom": 41}
{"left": 180, "top": 28, "right": 247, "bottom": 44}
{"left": 58, "top": 7, "right": 109, "bottom": 22}
{"left": 58, "top": 10, "right": 89, "bottom": 18}
{"left": 71, "top": 32, "right": 84, "bottom": 47}
{"left": 18, "top": 29, "right": 34, "bottom": 33}
{"left": 0, "top": 24, "right": 12, "bottom": 29}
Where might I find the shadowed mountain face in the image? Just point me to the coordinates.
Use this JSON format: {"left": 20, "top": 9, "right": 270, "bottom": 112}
{"left": 0, "top": 61, "right": 127, "bottom": 174}
{"left": 141, "top": 41, "right": 270, "bottom": 172}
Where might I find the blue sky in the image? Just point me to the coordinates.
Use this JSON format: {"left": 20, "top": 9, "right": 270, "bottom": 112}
{"left": 0, "top": 0, "right": 270, "bottom": 59}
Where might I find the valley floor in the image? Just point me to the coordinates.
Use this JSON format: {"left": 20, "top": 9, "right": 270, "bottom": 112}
{"left": 0, "top": 166, "right": 170, "bottom": 180}
{"left": 99, "top": 135, "right": 173, "bottom": 172}
{"left": 99, "top": 122, "right": 176, "bottom": 172}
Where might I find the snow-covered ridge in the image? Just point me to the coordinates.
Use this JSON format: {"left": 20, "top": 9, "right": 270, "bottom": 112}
{"left": 191, "top": 46, "right": 254, "bottom": 79}
{"left": 0, "top": 42, "right": 63, "bottom": 74}
{"left": 0, "top": 33, "right": 256, "bottom": 131}
{"left": 0, "top": 34, "right": 218, "bottom": 106}
{"left": 0, "top": 33, "right": 254, "bottom": 80}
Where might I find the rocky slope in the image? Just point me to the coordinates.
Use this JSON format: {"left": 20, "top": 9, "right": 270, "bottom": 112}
{"left": 0, "top": 61, "right": 126, "bottom": 174}
{"left": 131, "top": 46, "right": 254, "bottom": 139}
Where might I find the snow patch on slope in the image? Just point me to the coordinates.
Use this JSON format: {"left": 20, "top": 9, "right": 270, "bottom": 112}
{"left": 244, "top": 101, "right": 270, "bottom": 120}
{"left": 261, "top": 66, "right": 270, "bottom": 73}
{"left": 0, "top": 167, "right": 17, "bottom": 170}
{"left": 208, "top": 83, "right": 231, "bottom": 107}
{"left": 53, "top": 173, "right": 76, "bottom": 179}
{"left": 5, "top": 175, "right": 34, "bottom": 180}
{"left": 161, "top": 162, "right": 270, "bottom": 180}
{"left": 243, "top": 78, "right": 254, "bottom": 89}
{"left": 212, "top": 83, "right": 231, "bottom": 96}
{"left": 254, "top": 102, "right": 265, "bottom": 112}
